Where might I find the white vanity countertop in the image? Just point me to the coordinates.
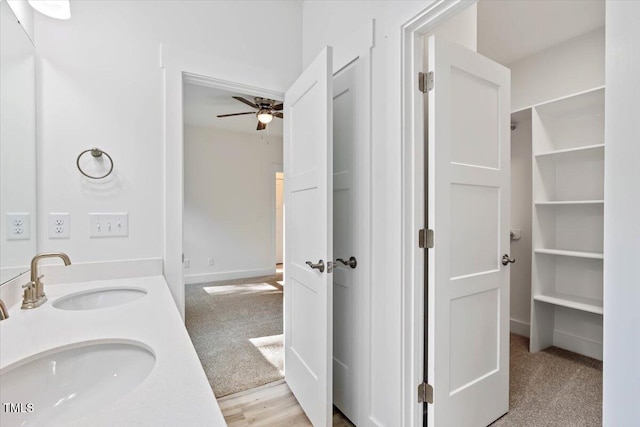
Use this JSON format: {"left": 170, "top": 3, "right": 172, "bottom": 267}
{"left": 0, "top": 275, "right": 226, "bottom": 427}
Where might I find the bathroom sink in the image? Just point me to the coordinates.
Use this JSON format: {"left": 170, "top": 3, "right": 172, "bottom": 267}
{"left": 52, "top": 287, "right": 147, "bottom": 311}
{"left": 0, "top": 341, "right": 155, "bottom": 426}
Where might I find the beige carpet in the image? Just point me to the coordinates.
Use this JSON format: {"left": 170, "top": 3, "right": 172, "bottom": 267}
{"left": 491, "top": 334, "right": 602, "bottom": 426}
{"left": 185, "top": 272, "right": 284, "bottom": 397}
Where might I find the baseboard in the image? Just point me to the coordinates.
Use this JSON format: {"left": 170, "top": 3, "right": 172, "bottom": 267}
{"left": 510, "top": 318, "right": 530, "bottom": 337}
{"left": 553, "top": 330, "right": 603, "bottom": 360}
{"left": 42, "top": 257, "right": 164, "bottom": 285}
{"left": 0, "top": 266, "right": 29, "bottom": 285}
{"left": 185, "top": 267, "right": 276, "bottom": 285}
{"left": 0, "top": 258, "right": 164, "bottom": 308}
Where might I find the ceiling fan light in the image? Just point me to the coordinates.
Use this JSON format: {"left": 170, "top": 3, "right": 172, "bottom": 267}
{"left": 257, "top": 109, "right": 273, "bottom": 124}
{"left": 28, "top": 0, "right": 71, "bottom": 19}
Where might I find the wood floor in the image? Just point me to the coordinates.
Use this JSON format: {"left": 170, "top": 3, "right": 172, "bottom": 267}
{"left": 218, "top": 379, "right": 355, "bottom": 426}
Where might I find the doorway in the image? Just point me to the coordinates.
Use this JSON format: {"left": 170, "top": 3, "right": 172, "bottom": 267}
{"left": 177, "top": 59, "right": 366, "bottom": 425}
{"left": 182, "top": 83, "right": 286, "bottom": 398}
{"left": 406, "top": 1, "right": 605, "bottom": 426}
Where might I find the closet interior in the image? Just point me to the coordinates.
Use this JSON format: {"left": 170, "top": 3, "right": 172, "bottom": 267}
{"left": 477, "top": 0, "right": 606, "bottom": 361}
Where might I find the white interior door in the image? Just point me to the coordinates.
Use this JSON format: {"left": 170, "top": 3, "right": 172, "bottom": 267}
{"left": 332, "top": 59, "right": 359, "bottom": 424}
{"left": 426, "top": 35, "right": 511, "bottom": 427}
{"left": 284, "top": 46, "right": 333, "bottom": 427}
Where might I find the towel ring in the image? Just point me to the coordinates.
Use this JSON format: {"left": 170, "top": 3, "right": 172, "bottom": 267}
{"left": 76, "top": 148, "right": 114, "bottom": 179}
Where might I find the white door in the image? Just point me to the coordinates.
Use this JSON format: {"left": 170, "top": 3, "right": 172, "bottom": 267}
{"left": 332, "top": 60, "right": 359, "bottom": 424}
{"left": 284, "top": 46, "right": 333, "bottom": 427}
{"left": 426, "top": 36, "right": 511, "bottom": 427}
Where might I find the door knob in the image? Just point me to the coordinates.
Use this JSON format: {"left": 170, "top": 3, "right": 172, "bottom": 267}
{"left": 305, "top": 260, "right": 325, "bottom": 273}
{"left": 502, "top": 254, "right": 516, "bottom": 266}
{"left": 336, "top": 256, "right": 357, "bottom": 269}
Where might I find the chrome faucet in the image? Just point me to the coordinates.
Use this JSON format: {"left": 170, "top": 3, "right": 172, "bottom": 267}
{"left": 0, "top": 299, "right": 9, "bottom": 320}
{"left": 22, "top": 252, "right": 71, "bottom": 309}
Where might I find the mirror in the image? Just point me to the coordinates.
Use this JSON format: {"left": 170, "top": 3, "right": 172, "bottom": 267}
{"left": 0, "top": 1, "right": 37, "bottom": 284}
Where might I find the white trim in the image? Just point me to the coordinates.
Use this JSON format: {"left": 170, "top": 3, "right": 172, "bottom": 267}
{"left": 270, "top": 163, "right": 284, "bottom": 268}
{"left": 183, "top": 73, "right": 283, "bottom": 101}
{"left": 0, "top": 258, "right": 164, "bottom": 308}
{"left": 510, "top": 318, "right": 531, "bottom": 337}
{"left": 511, "top": 84, "right": 605, "bottom": 114}
{"left": 400, "top": 2, "right": 476, "bottom": 426}
{"left": 553, "top": 330, "right": 603, "bottom": 360}
{"left": 185, "top": 267, "right": 277, "bottom": 285}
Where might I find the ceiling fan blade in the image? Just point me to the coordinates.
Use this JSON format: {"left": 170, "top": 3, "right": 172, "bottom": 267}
{"left": 257, "top": 121, "right": 267, "bottom": 131}
{"left": 273, "top": 103, "right": 284, "bottom": 111}
{"left": 216, "top": 111, "right": 255, "bottom": 118}
{"left": 233, "top": 96, "right": 259, "bottom": 109}
{"left": 274, "top": 112, "right": 283, "bottom": 119}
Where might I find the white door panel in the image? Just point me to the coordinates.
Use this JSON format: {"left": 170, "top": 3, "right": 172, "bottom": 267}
{"left": 332, "top": 60, "right": 359, "bottom": 425}
{"left": 284, "top": 46, "right": 333, "bottom": 427}
{"left": 427, "top": 35, "right": 511, "bottom": 427}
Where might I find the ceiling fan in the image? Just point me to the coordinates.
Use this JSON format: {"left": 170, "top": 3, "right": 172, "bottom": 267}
{"left": 217, "top": 96, "right": 283, "bottom": 131}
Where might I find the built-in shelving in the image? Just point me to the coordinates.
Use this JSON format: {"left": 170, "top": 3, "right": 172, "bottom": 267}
{"left": 535, "top": 248, "right": 603, "bottom": 259}
{"left": 534, "top": 292, "right": 603, "bottom": 315}
{"left": 535, "top": 143, "right": 605, "bottom": 158}
{"left": 535, "top": 200, "right": 604, "bottom": 206}
{"left": 529, "top": 86, "right": 605, "bottom": 360}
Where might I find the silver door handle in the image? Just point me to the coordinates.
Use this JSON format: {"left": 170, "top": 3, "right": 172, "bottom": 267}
{"left": 305, "top": 260, "right": 325, "bottom": 273}
{"left": 336, "top": 256, "right": 357, "bottom": 269}
{"left": 502, "top": 254, "right": 516, "bottom": 266}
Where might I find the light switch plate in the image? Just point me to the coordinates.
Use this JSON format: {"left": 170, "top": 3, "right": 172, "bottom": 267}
{"left": 89, "top": 213, "right": 128, "bottom": 238}
{"left": 48, "top": 213, "right": 70, "bottom": 239}
{"left": 6, "top": 213, "right": 31, "bottom": 240}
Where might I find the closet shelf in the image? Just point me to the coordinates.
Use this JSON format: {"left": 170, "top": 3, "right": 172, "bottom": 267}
{"left": 535, "top": 248, "right": 604, "bottom": 259}
{"left": 535, "top": 143, "right": 605, "bottom": 158}
{"left": 535, "top": 200, "right": 604, "bottom": 206}
{"left": 534, "top": 292, "right": 603, "bottom": 315}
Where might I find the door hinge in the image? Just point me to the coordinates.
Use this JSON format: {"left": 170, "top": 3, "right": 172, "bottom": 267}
{"left": 418, "top": 229, "right": 434, "bottom": 249}
{"left": 418, "top": 382, "right": 434, "bottom": 404}
{"left": 418, "top": 71, "right": 434, "bottom": 93}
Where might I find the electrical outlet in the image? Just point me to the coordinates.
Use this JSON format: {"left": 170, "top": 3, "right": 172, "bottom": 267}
{"left": 89, "top": 213, "right": 128, "bottom": 238}
{"left": 207, "top": 258, "right": 214, "bottom": 266}
{"left": 6, "top": 213, "right": 31, "bottom": 240}
{"left": 184, "top": 259, "right": 190, "bottom": 268}
{"left": 48, "top": 213, "right": 70, "bottom": 239}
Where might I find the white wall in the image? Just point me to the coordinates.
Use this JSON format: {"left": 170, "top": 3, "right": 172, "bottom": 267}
{"left": 509, "top": 110, "right": 532, "bottom": 336}
{"left": 603, "top": 1, "right": 640, "bottom": 425}
{"left": 183, "top": 125, "right": 282, "bottom": 283}
{"left": 34, "top": 1, "right": 301, "bottom": 264}
{"left": 508, "top": 27, "right": 605, "bottom": 111}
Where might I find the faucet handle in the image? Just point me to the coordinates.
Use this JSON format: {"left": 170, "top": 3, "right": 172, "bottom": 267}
{"left": 22, "top": 282, "right": 33, "bottom": 289}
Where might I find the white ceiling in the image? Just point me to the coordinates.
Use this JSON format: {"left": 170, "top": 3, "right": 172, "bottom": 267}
{"left": 183, "top": 83, "right": 283, "bottom": 137}
{"left": 477, "top": 0, "right": 605, "bottom": 65}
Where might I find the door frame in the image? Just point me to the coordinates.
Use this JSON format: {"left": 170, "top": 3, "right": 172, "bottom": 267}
{"left": 399, "top": 1, "right": 476, "bottom": 426}
{"left": 161, "top": 43, "right": 284, "bottom": 319}
{"left": 271, "top": 164, "right": 284, "bottom": 267}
